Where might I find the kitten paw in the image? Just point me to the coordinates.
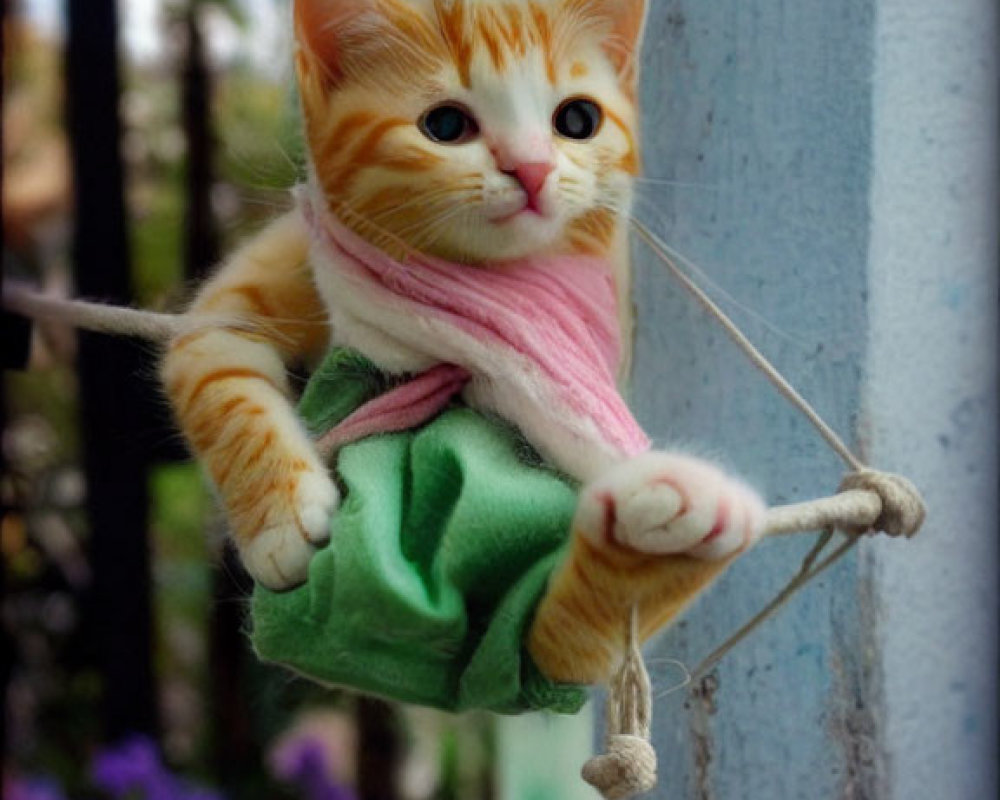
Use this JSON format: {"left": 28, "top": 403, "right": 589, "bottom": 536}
{"left": 238, "top": 469, "right": 339, "bottom": 590}
{"left": 576, "top": 452, "right": 765, "bottom": 560}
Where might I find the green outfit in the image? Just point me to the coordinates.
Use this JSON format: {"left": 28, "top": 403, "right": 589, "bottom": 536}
{"left": 251, "top": 349, "right": 586, "bottom": 714}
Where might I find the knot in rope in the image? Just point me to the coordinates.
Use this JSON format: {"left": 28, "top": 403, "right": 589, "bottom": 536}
{"left": 583, "top": 606, "right": 657, "bottom": 800}
{"left": 582, "top": 735, "right": 657, "bottom": 800}
{"left": 839, "top": 469, "right": 926, "bottom": 537}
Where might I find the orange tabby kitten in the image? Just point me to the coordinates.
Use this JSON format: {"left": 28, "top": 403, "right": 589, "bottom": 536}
{"left": 161, "top": 0, "right": 765, "bottom": 685}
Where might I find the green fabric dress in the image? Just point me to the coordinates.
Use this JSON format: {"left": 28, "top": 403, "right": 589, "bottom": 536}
{"left": 251, "top": 349, "right": 587, "bottom": 714}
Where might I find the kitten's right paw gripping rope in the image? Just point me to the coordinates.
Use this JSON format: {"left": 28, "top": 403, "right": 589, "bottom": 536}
{"left": 583, "top": 469, "right": 926, "bottom": 799}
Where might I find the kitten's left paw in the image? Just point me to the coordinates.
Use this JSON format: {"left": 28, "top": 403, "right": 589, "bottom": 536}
{"left": 241, "top": 523, "right": 320, "bottom": 591}
{"left": 237, "top": 467, "right": 339, "bottom": 590}
{"left": 290, "top": 467, "right": 340, "bottom": 547}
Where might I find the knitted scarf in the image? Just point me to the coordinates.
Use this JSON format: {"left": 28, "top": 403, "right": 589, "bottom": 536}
{"left": 301, "top": 192, "right": 650, "bottom": 478}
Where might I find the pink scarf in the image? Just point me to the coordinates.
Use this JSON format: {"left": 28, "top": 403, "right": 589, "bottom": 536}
{"left": 303, "top": 197, "right": 650, "bottom": 468}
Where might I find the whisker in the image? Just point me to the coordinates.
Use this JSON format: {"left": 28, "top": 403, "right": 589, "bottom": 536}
{"left": 367, "top": 183, "right": 478, "bottom": 223}
{"left": 406, "top": 205, "right": 468, "bottom": 246}
{"left": 407, "top": 207, "right": 472, "bottom": 254}
{"left": 389, "top": 198, "right": 471, "bottom": 239}
{"left": 593, "top": 198, "right": 632, "bottom": 220}
{"left": 333, "top": 200, "right": 422, "bottom": 258}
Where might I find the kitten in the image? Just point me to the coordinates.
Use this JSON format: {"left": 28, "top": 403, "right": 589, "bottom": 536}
{"left": 160, "top": 0, "right": 766, "bottom": 685}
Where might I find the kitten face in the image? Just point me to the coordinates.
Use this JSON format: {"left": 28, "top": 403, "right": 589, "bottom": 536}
{"left": 295, "top": 0, "right": 645, "bottom": 263}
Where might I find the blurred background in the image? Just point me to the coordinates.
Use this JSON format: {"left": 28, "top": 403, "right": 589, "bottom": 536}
{"left": 2, "top": 1, "right": 498, "bottom": 798}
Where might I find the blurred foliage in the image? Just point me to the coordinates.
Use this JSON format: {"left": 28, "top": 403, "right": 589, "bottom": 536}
{"left": 150, "top": 464, "right": 214, "bottom": 767}
{"left": 167, "top": 0, "right": 249, "bottom": 29}
{"left": 3, "top": 370, "right": 80, "bottom": 459}
{"left": 215, "top": 65, "right": 304, "bottom": 234}
{"left": 126, "top": 39, "right": 303, "bottom": 307}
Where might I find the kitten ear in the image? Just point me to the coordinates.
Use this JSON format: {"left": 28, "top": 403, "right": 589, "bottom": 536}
{"left": 293, "top": 0, "right": 384, "bottom": 87}
{"left": 574, "top": 0, "right": 648, "bottom": 79}
{"left": 613, "top": 0, "right": 647, "bottom": 87}
{"left": 605, "top": 0, "right": 648, "bottom": 51}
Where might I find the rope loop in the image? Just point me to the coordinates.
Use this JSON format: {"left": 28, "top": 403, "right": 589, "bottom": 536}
{"left": 839, "top": 469, "right": 926, "bottom": 537}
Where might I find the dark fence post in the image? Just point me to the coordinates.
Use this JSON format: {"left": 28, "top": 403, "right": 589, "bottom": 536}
{"left": 181, "top": 3, "right": 218, "bottom": 281}
{"left": 65, "top": 0, "right": 158, "bottom": 742}
{"left": 356, "top": 697, "right": 403, "bottom": 800}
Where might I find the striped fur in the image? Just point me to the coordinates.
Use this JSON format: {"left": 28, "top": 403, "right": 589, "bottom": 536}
{"left": 529, "top": 539, "right": 732, "bottom": 684}
{"left": 529, "top": 452, "right": 765, "bottom": 683}
{"left": 294, "top": 0, "right": 642, "bottom": 267}
{"left": 161, "top": 213, "right": 338, "bottom": 588}
{"left": 162, "top": 0, "right": 767, "bottom": 685}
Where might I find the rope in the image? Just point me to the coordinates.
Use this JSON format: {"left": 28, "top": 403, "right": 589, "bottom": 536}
{"left": 764, "top": 490, "right": 882, "bottom": 536}
{"left": 631, "top": 221, "right": 864, "bottom": 472}
{"left": 3, "top": 282, "right": 275, "bottom": 347}
{"left": 693, "top": 476, "right": 926, "bottom": 677}
{"left": 583, "top": 222, "right": 928, "bottom": 798}
{"left": 583, "top": 606, "right": 657, "bottom": 799}
{"left": 3, "top": 282, "right": 183, "bottom": 341}
{"left": 838, "top": 470, "right": 926, "bottom": 537}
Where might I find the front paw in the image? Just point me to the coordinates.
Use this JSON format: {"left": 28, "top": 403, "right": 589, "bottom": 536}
{"left": 236, "top": 468, "right": 339, "bottom": 590}
{"left": 575, "top": 452, "right": 765, "bottom": 560}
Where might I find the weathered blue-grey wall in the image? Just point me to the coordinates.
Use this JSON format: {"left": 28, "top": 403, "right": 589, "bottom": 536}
{"left": 864, "top": 0, "right": 998, "bottom": 798}
{"left": 629, "top": 0, "right": 997, "bottom": 798}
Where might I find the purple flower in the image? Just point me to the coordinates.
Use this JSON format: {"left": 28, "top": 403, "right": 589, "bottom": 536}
{"left": 91, "top": 735, "right": 224, "bottom": 800}
{"left": 271, "top": 733, "right": 357, "bottom": 800}
{"left": 91, "top": 736, "right": 164, "bottom": 795}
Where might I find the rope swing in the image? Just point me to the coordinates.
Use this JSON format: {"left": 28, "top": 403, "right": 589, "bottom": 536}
{"left": 581, "top": 223, "right": 926, "bottom": 800}
{"left": 3, "top": 219, "right": 927, "bottom": 800}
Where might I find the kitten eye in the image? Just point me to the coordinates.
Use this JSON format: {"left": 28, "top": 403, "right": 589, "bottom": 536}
{"left": 419, "top": 103, "right": 479, "bottom": 144}
{"left": 554, "top": 98, "right": 602, "bottom": 140}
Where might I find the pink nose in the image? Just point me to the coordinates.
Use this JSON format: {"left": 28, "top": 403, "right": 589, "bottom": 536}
{"left": 505, "top": 162, "right": 554, "bottom": 209}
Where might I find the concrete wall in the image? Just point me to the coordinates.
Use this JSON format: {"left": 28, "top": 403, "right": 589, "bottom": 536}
{"left": 864, "top": 0, "right": 998, "bottom": 797}
{"left": 627, "top": 0, "right": 997, "bottom": 798}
